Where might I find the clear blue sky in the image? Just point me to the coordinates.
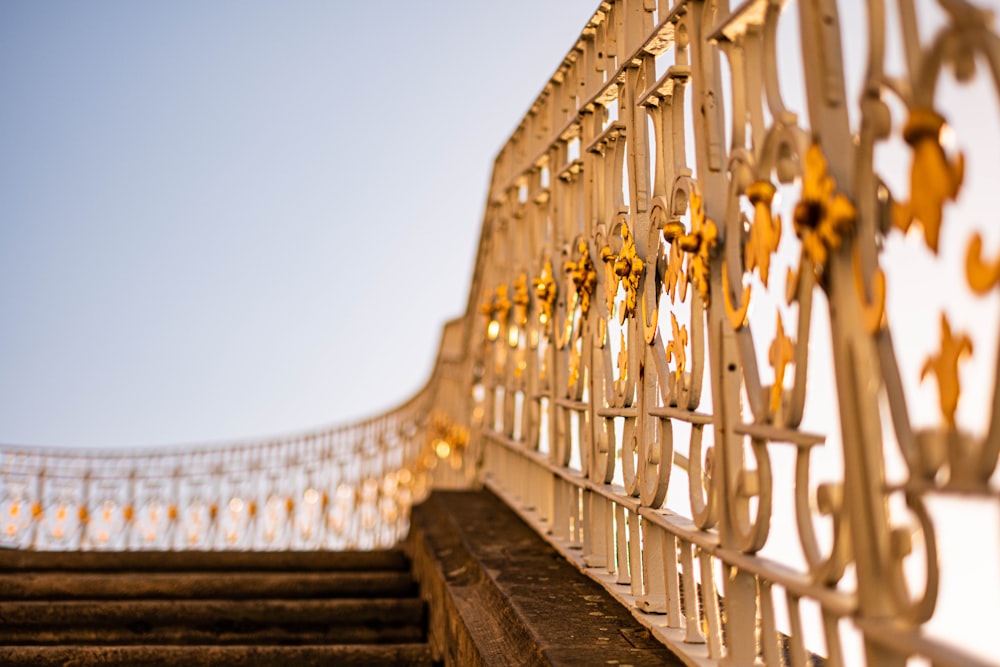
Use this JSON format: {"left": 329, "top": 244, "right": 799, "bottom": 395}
{"left": 0, "top": 1, "right": 597, "bottom": 448}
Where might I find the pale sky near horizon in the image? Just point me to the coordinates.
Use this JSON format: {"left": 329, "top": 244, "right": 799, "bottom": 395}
{"left": 0, "top": 1, "right": 598, "bottom": 448}
{"left": 2, "top": 0, "right": 996, "bottom": 456}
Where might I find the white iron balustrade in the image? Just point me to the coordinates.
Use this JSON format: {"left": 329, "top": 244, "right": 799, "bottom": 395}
{"left": 0, "top": 406, "right": 453, "bottom": 551}
{"left": 3, "top": 1, "right": 1000, "bottom": 665}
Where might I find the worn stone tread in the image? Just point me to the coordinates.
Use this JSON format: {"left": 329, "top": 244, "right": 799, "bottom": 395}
{"left": 0, "top": 570, "right": 417, "bottom": 600}
{"left": 0, "top": 549, "right": 410, "bottom": 573}
{"left": 0, "top": 626, "right": 426, "bottom": 647}
{"left": 0, "top": 643, "right": 435, "bottom": 666}
{"left": 0, "top": 597, "right": 425, "bottom": 633}
{"left": 0, "top": 548, "right": 432, "bottom": 661}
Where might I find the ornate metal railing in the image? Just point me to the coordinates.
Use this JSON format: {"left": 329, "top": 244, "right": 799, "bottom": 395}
{"left": 464, "top": 0, "right": 1000, "bottom": 665}
{"left": 1, "top": 416, "right": 415, "bottom": 552}
{"left": 0, "top": 319, "right": 474, "bottom": 551}
{"left": 2, "top": 0, "right": 999, "bottom": 665}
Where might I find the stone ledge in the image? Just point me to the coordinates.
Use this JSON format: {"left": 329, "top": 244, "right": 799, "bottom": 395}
{"left": 404, "top": 489, "right": 685, "bottom": 667}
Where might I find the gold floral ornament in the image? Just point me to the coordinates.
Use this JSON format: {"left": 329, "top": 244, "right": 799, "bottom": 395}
{"left": 420, "top": 411, "right": 470, "bottom": 471}
{"left": 745, "top": 181, "right": 782, "bottom": 286}
{"left": 568, "top": 348, "right": 582, "bottom": 389}
{"left": 533, "top": 260, "right": 556, "bottom": 327}
{"left": 510, "top": 275, "right": 529, "bottom": 351}
{"left": 921, "top": 313, "right": 973, "bottom": 429}
{"left": 615, "top": 330, "right": 629, "bottom": 394}
{"left": 677, "top": 191, "right": 719, "bottom": 305}
{"left": 768, "top": 313, "right": 794, "bottom": 416}
{"left": 665, "top": 312, "right": 688, "bottom": 388}
{"left": 661, "top": 221, "right": 689, "bottom": 304}
{"left": 893, "top": 108, "right": 964, "bottom": 254}
{"left": 512, "top": 273, "right": 530, "bottom": 326}
{"left": 565, "top": 239, "right": 597, "bottom": 318}
{"left": 602, "top": 223, "right": 644, "bottom": 324}
{"left": 792, "top": 144, "right": 857, "bottom": 278}
{"left": 479, "top": 285, "right": 511, "bottom": 342}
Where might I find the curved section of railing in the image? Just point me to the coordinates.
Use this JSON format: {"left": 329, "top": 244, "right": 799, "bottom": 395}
{"left": 0, "top": 318, "right": 474, "bottom": 552}
{"left": 2, "top": 417, "right": 409, "bottom": 552}
{"left": 461, "top": 1, "right": 1000, "bottom": 666}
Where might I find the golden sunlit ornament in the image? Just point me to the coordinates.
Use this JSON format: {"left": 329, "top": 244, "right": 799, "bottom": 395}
{"left": 745, "top": 180, "right": 782, "bottom": 287}
{"left": 677, "top": 191, "right": 718, "bottom": 305}
{"left": 893, "top": 108, "right": 964, "bottom": 254}
{"left": 602, "top": 222, "right": 644, "bottom": 324}
{"left": 479, "top": 285, "right": 512, "bottom": 342}
{"left": 565, "top": 239, "right": 596, "bottom": 318}
{"left": 792, "top": 144, "right": 857, "bottom": 278}
{"left": 921, "top": 313, "right": 973, "bottom": 429}
{"left": 665, "top": 312, "right": 688, "bottom": 388}
{"left": 533, "top": 259, "right": 556, "bottom": 327}
{"left": 768, "top": 313, "right": 794, "bottom": 417}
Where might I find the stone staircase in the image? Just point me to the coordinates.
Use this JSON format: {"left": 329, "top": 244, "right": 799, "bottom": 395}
{"left": 0, "top": 549, "right": 434, "bottom": 666}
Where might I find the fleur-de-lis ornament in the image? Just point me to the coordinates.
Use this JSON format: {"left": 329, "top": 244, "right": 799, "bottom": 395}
{"left": 615, "top": 330, "right": 629, "bottom": 393}
{"left": 662, "top": 221, "right": 689, "bottom": 304}
{"left": 533, "top": 260, "right": 556, "bottom": 327}
{"left": 893, "top": 109, "right": 964, "bottom": 254}
{"left": 677, "top": 191, "right": 719, "bottom": 305}
{"left": 480, "top": 284, "right": 512, "bottom": 339}
{"left": 565, "top": 239, "right": 597, "bottom": 317}
{"left": 665, "top": 312, "right": 688, "bottom": 388}
{"left": 603, "top": 223, "right": 644, "bottom": 324}
{"left": 568, "top": 346, "right": 581, "bottom": 388}
{"left": 512, "top": 273, "right": 530, "bottom": 327}
{"left": 921, "top": 313, "right": 973, "bottom": 429}
{"left": 745, "top": 181, "right": 782, "bottom": 286}
{"left": 768, "top": 313, "right": 795, "bottom": 416}
{"left": 792, "top": 144, "right": 857, "bottom": 278}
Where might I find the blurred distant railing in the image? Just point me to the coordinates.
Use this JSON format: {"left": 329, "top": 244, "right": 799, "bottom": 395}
{"left": 3, "top": 1, "right": 1000, "bottom": 665}
{"left": 2, "top": 417, "right": 413, "bottom": 552}
{"left": 0, "top": 318, "right": 474, "bottom": 551}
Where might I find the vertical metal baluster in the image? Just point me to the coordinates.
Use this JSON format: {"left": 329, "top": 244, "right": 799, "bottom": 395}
{"left": 724, "top": 565, "right": 758, "bottom": 666}
{"left": 29, "top": 465, "right": 44, "bottom": 550}
{"left": 757, "top": 578, "right": 781, "bottom": 667}
{"left": 604, "top": 496, "right": 617, "bottom": 576}
{"left": 570, "top": 485, "right": 583, "bottom": 548}
{"left": 580, "top": 489, "right": 596, "bottom": 567}
{"left": 79, "top": 469, "right": 91, "bottom": 551}
{"left": 785, "top": 591, "right": 808, "bottom": 667}
{"left": 627, "top": 509, "right": 643, "bottom": 596}
{"left": 822, "top": 608, "right": 844, "bottom": 667}
{"left": 124, "top": 468, "right": 136, "bottom": 550}
{"left": 662, "top": 530, "right": 682, "bottom": 628}
{"left": 583, "top": 490, "right": 607, "bottom": 569}
{"left": 679, "top": 539, "right": 704, "bottom": 644}
{"left": 638, "top": 520, "right": 667, "bottom": 613}
{"left": 697, "top": 547, "right": 723, "bottom": 658}
{"left": 552, "top": 476, "right": 568, "bottom": 541}
{"left": 615, "top": 502, "right": 630, "bottom": 585}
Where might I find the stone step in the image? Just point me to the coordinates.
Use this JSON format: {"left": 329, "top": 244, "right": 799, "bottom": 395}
{"left": 0, "top": 548, "right": 433, "bottom": 664}
{"left": 0, "top": 598, "right": 426, "bottom": 645}
{"left": 0, "top": 643, "right": 435, "bottom": 666}
{"left": 0, "top": 549, "right": 411, "bottom": 573}
{"left": 0, "top": 570, "right": 417, "bottom": 600}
